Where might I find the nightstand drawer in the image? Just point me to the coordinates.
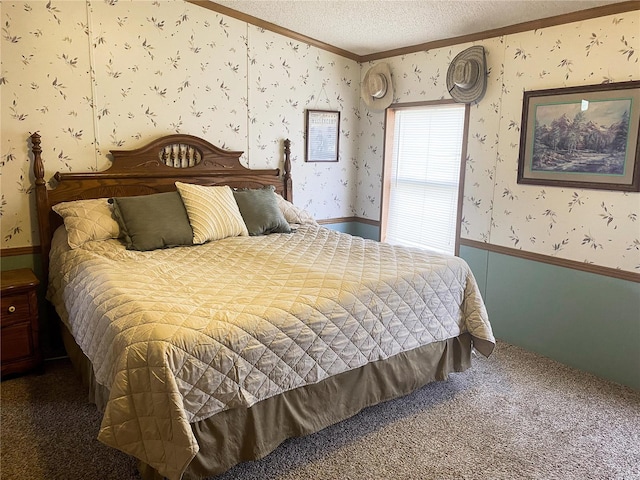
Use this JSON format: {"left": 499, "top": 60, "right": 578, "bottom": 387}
{"left": 1, "top": 322, "right": 34, "bottom": 362}
{"left": 1, "top": 268, "right": 41, "bottom": 377}
{"left": 1, "top": 293, "right": 32, "bottom": 323}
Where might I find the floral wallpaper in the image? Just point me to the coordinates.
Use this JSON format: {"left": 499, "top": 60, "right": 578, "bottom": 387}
{"left": 356, "top": 11, "right": 640, "bottom": 273}
{"left": 88, "top": 0, "right": 248, "bottom": 170}
{"left": 1, "top": 0, "right": 360, "bottom": 248}
{"left": 246, "top": 26, "right": 359, "bottom": 215}
{"left": 2, "top": 1, "right": 96, "bottom": 245}
{"left": 1, "top": 1, "right": 638, "bottom": 274}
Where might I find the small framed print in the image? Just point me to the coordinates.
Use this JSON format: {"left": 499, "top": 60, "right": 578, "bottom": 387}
{"left": 305, "top": 110, "right": 340, "bottom": 162}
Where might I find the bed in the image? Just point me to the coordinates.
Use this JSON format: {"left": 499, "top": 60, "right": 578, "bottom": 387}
{"left": 30, "top": 132, "right": 495, "bottom": 480}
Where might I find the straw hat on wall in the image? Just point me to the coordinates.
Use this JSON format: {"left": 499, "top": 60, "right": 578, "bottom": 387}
{"left": 446, "top": 46, "right": 487, "bottom": 104}
{"left": 361, "top": 63, "right": 394, "bottom": 111}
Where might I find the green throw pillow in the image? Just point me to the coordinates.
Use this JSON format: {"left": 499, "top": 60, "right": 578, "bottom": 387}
{"left": 233, "top": 186, "right": 292, "bottom": 236}
{"left": 110, "top": 192, "right": 193, "bottom": 251}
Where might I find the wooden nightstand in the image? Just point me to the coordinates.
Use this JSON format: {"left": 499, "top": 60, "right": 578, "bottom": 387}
{"left": 1, "top": 268, "right": 41, "bottom": 377}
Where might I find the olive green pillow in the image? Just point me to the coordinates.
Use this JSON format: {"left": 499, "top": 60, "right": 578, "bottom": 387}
{"left": 233, "top": 186, "right": 291, "bottom": 236}
{"left": 110, "top": 192, "right": 193, "bottom": 251}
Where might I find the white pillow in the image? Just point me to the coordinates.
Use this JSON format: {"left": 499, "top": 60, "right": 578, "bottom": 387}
{"left": 52, "top": 198, "right": 120, "bottom": 249}
{"left": 175, "top": 182, "right": 248, "bottom": 244}
{"left": 275, "top": 194, "right": 317, "bottom": 225}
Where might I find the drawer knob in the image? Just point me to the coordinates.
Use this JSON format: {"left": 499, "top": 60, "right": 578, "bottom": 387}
{"left": 8, "top": 305, "right": 16, "bottom": 313}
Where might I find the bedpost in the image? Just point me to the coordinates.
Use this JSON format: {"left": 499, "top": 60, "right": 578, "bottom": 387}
{"left": 31, "top": 132, "right": 51, "bottom": 280}
{"left": 283, "top": 138, "right": 293, "bottom": 202}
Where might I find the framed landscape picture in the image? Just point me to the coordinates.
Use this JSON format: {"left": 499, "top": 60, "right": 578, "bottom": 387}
{"left": 517, "top": 81, "right": 640, "bottom": 191}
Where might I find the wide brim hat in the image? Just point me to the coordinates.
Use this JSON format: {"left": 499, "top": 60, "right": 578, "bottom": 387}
{"left": 361, "top": 62, "right": 394, "bottom": 111}
{"left": 446, "top": 46, "right": 487, "bottom": 104}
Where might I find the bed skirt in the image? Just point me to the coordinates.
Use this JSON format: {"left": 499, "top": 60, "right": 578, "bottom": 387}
{"left": 62, "top": 325, "right": 473, "bottom": 480}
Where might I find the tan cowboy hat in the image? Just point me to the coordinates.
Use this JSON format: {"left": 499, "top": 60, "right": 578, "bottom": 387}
{"left": 446, "top": 46, "right": 487, "bottom": 104}
{"left": 361, "top": 63, "right": 394, "bottom": 111}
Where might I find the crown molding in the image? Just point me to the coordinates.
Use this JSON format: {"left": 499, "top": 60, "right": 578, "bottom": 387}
{"left": 186, "top": 0, "right": 361, "bottom": 61}
{"left": 361, "top": 1, "right": 640, "bottom": 61}
{"left": 188, "top": 1, "right": 640, "bottom": 63}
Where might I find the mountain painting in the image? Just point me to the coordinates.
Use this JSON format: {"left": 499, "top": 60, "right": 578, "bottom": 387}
{"left": 531, "top": 99, "right": 631, "bottom": 175}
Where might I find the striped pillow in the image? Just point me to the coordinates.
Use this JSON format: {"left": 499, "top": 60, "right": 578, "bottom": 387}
{"left": 175, "top": 182, "right": 248, "bottom": 244}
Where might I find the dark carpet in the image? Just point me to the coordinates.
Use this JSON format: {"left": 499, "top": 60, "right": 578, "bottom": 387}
{"left": 2, "top": 341, "right": 638, "bottom": 480}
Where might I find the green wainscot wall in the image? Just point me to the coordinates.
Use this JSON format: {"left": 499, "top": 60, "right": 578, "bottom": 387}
{"left": 322, "top": 221, "right": 379, "bottom": 241}
{"left": 460, "top": 245, "right": 640, "bottom": 391}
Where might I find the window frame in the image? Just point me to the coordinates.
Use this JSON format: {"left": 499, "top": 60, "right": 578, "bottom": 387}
{"left": 380, "top": 99, "right": 470, "bottom": 256}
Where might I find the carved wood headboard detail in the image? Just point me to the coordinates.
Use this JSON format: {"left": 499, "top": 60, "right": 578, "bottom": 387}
{"left": 30, "top": 132, "right": 293, "bottom": 279}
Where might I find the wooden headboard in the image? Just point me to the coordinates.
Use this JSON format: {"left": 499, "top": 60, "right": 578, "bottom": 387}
{"left": 31, "top": 132, "right": 292, "bottom": 278}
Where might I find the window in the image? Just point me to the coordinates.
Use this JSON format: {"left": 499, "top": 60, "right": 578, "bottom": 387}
{"left": 381, "top": 101, "right": 469, "bottom": 255}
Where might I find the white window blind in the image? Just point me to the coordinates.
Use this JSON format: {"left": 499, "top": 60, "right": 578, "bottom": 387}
{"left": 386, "top": 104, "right": 465, "bottom": 255}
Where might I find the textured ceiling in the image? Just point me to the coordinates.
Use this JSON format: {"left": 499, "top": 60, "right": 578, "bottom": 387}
{"left": 210, "top": 0, "right": 627, "bottom": 56}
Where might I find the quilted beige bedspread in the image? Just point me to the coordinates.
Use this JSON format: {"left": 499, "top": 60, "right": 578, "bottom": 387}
{"left": 48, "top": 224, "right": 494, "bottom": 480}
